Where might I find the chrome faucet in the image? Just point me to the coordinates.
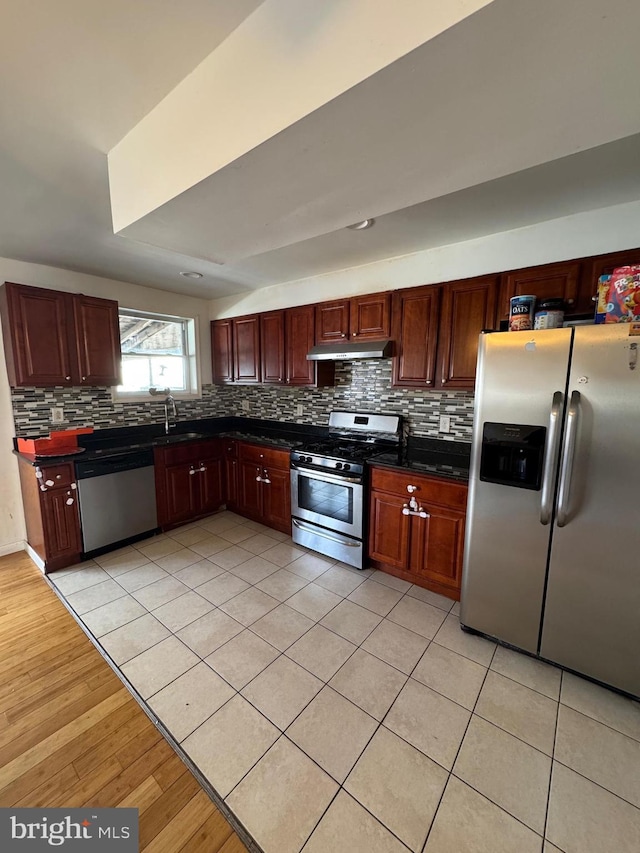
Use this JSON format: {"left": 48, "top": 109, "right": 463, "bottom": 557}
{"left": 164, "top": 393, "right": 177, "bottom": 434}
{"left": 149, "top": 387, "right": 178, "bottom": 434}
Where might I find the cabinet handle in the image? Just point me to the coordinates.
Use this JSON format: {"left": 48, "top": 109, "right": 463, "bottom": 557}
{"left": 45, "top": 479, "right": 55, "bottom": 487}
{"left": 199, "top": 466, "right": 206, "bottom": 473}
{"left": 341, "top": 333, "right": 347, "bottom": 338}
{"left": 406, "top": 484, "right": 418, "bottom": 493}
{"left": 65, "top": 376, "right": 71, "bottom": 381}
{"left": 56, "top": 474, "right": 62, "bottom": 479}
{"left": 402, "top": 496, "right": 429, "bottom": 518}
{"left": 70, "top": 483, "right": 77, "bottom": 490}
{"left": 189, "top": 467, "right": 197, "bottom": 475}
{"left": 66, "top": 491, "right": 74, "bottom": 505}
{"left": 255, "top": 475, "right": 264, "bottom": 482}
{"left": 40, "top": 484, "right": 47, "bottom": 492}
{"left": 82, "top": 376, "right": 86, "bottom": 381}
{"left": 262, "top": 468, "right": 271, "bottom": 485}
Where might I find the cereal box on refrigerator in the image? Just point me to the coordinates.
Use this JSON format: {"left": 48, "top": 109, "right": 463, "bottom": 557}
{"left": 606, "top": 265, "right": 640, "bottom": 323}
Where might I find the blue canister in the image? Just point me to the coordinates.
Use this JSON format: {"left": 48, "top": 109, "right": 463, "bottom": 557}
{"left": 509, "top": 295, "right": 537, "bottom": 332}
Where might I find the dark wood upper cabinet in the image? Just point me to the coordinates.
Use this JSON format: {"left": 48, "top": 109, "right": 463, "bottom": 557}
{"left": 437, "top": 276, "right": 498, "bottom": 390}
{"left": 391, "top": 286, "right": 441, "bottom": 388}
{"left": 72, "top": 294, "right": 120, "bottom": 386}
{"left": 285, "top": 305, "right": 334, "bottom": 387}
{"left": 1, "top": 284, "right": 74, "bottom": 386}
{"left": 233, "top": 315, "right": 261, "bottom": 383}
{"left": 0, "top": 282, "right": 121, "bottom": 387}
{"left": 211, "top": 319, "right": 234, "bottom": 383}
{"left": 498, "top": 262, "right": 581, "bottom": 320}
{"left": 577, "top": 248, "right": 640, "bottom": 315}
{"left": 315, "top": 292, "right": 390, "bottom": 344}
{"left": 350, "top": 292, "right": 391, "bottom": 339}
{"left": 260, "top": 310, "right": 285, "bottom": 384}
{"left": 315, "top": 299, "right": 350, "bottom": 344}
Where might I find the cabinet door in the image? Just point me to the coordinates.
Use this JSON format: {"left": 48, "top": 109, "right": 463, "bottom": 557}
{"left": 351, "top": 292, "right": 390, "bottom": 339}
{"left": 260, "top": 310, "right": 286, "bottom": 384}
{"left": 414, "top": 504, "right": 466, "bottom": 595}
{"left": 368, "top": 489, "right": 410, "bottom": 569}
{"left": 262, "top": 466, "right": 291, "bottom": 534}
{"left": 391, "top": 286, "right": 441, "bottom": 388}
{"left": 498, "top": 262, "right": 581, "bottom": 320}
{"left": 1, "top": 283, "right": 74, "bottom": 386}
{"left": 437, "top": 277, "right": 498, "bottom": 389}
{"left": 72, "top": 294, "right": 121, "bottom": 386}
{"left": 162, "top": 463, "right": 198, "bottom": 525}
{"left": 286, "top": 305, "right": 316, "bottom": 386}
{"left": 233, "top": 315, "right": 261, "bottom": 383}
{"left": 315, "top": 300, "right": 350, "bottom": 344}
{"left": 225, "top": 457, "right": 239, "bottom": 509}
{"left": 41, "top": 488, "right": 81, "bottom": 563}
{"left": 238, "top": 460, "right": 263, "bottom": 517}
{"left": 578, "top": 248, "right": 640, "bottom": 315}
{"left": 211, "top": 319, "right": 234, "bottom": 383}
{"left": 198, "top": 457, "right": 225, "bottom": 515}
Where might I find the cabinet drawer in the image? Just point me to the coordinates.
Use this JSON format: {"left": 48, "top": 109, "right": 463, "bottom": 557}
{"left": 369, "top": 466, "right": 468, "bottom": 511}
{"left": 239, "top": 442, "right": 290, "bottom": 470}
{"left": 155, "top": 438, "right": 221, "bottom": 466}
{"left": 37, "top": 463, "right": 75, "bottom": 488}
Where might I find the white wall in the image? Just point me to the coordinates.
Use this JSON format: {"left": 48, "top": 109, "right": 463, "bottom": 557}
{"left": 0, "top": 257, "right": 212, "bottom": 554}
{"left": 209, "top": 200, "right": 640, "bottom": 317}
{"left": 109, "top": 0, "right": 493, "bottom": 232}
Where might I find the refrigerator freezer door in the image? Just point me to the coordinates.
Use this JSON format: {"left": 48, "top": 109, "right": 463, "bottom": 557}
{"left": 540, "top": 325, "right": 640, "bottom": 696}
{"left": 461, "top": 328, "right": 572, "bottom": 653}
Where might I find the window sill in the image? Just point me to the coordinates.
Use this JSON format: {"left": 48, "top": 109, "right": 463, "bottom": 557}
{"left": 111, "top": 390, "right": 202, "bottom": 405}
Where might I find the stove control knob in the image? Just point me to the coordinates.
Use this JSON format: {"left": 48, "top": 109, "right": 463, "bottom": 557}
{"left": 335, "top": 462, "right": 343, "bottom": 470}
{"left": 343, "top": 464, "right": 351, "bottom": 471}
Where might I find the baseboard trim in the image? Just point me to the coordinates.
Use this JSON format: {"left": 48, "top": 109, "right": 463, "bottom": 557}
{"left": 24, "top": 542, "right": 45, "bottom": 572}
{"left": 0, "top": 541, "right": 26, "bottom": 558}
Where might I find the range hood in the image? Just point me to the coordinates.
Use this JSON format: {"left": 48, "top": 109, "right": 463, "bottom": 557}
{"left": 307, "top": 340, "right": 392, "bottom": 361}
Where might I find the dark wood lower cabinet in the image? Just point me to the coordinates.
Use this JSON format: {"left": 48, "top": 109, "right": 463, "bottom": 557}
{"left": 155, "top": 439, "right": 225, "bottom": 529}
{"left": 18, "top": 457, "right": 81, "bottom": 572}
{"left": 368, "top": 465, "right": 467, "bottom": 600}
{"left": 235, "top": 443, "right": 291, "bottom": 535}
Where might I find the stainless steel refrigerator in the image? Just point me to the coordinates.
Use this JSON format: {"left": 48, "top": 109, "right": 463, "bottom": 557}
{"left": 461, "top": 324, "right": 640, "bottom": 697}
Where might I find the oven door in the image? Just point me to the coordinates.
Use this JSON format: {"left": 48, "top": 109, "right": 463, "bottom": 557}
{"left": 290, "top": 464, "right": 363, "bottom": 539}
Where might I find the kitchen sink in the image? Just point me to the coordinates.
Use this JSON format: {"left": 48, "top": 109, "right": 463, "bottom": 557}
{"left": 152, "top": 432, "right": 206, "bottom": 445}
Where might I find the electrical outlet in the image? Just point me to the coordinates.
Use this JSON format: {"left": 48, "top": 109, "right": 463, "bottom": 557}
{"left": 439, "top": 414, "right": 451, "bottom": 433}
{"left": 241, "top": 399, "right": 250, "bottom": 413}
{"left": 295, "top": 404, "right": 303, "bottom": 417}
{"left": 51, "top": 407, "right": 65, "bottom": 424}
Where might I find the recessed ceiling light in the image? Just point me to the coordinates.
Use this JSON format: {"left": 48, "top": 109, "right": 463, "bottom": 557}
{"left": 347, "top": 219, "right": 375, "bottom": 230}
{"left": 180, "top": 271, "right": 203, "bottom": 279}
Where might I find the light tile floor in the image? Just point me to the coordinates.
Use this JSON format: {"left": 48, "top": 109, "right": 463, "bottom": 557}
{"left": 49, "top": 511, "right": 640, "bottom": 853}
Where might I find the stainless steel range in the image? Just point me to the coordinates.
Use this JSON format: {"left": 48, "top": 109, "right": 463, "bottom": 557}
{"left": 290, "top": 411, "right": 402, "bottom": 568}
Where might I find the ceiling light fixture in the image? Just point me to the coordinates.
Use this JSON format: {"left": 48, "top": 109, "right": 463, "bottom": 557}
{"left": 179, "top": 271, "right": 203, "bottom": 279}
{"left": 346, "top": 219, "right": 375, "bottom": 230}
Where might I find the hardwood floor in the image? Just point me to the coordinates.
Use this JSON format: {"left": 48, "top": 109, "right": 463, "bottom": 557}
{"left": 0, "top": 551, "right": 249, "bottom": 853}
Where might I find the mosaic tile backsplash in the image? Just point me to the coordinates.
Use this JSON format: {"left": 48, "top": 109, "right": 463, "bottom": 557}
{"left": 11, "top": 360, "right": 474, "bottom": 441}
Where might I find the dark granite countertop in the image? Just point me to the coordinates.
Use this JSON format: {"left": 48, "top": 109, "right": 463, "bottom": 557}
{"left": 370, "top": 436, "right": 471, "bottom": 483}
{"left": 13, "top": 417, "right": 326, "bottom": 465}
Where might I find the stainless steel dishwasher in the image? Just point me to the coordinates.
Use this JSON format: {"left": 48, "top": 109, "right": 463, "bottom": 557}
{"left": 75, "top": 448, "right": 159, "bottom": 554}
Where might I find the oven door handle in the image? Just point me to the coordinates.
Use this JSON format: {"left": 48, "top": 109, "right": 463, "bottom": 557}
{"left": 290, "top": 464, "right": 363, "bottom": 486}
{"left": 292, "top": 519, "right": 361, "bottom": 546}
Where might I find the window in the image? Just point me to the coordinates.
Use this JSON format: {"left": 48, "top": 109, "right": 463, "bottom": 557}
{"left": 115, "top": 309, "right": 198, "bottom": 399}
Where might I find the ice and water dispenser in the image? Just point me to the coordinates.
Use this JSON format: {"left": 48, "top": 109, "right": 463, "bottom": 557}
{"left": 479, "top": 423, "right": 547, "bottom": 490}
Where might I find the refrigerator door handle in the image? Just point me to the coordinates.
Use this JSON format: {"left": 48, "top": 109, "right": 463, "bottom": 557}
{"left": 540, "top": 391, "right": 564, "bottom": 525}
{"left": 556, "top": 390, "right": 581, "bottom": 528}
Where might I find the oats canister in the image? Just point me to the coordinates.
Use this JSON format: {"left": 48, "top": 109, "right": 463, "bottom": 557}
{"left": 509, "top": 295, "right": 537, "bottom": 331}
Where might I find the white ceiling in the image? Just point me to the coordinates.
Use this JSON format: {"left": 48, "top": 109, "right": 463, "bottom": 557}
{"left": 1, "top": 0, "right": 640, "bottom": 300}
